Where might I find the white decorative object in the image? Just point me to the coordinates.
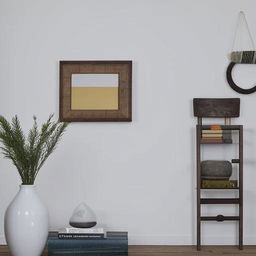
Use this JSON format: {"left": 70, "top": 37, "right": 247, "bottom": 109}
{"left": 4, "top": 185, "right": 48, "bottom": 256}
{"left": 69, "top": 202, "right": 97, "bottom": 228}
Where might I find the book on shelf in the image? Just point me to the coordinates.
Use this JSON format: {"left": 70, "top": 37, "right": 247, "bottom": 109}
{"left": 60, "top": 227, "right": 104, "bottom": 233}
{"left": 48, "top": 251, "right": 128, "bottom": 256}
{"left": 202, "top": 133, "right": 223, "bottom": 138}
{"left": 202, "top": 130, "right": 232, "bottom": 140}
{"left": 58, "top": 227, "right": 105, "bottom": 239}
{"left": 58, "top": 233, "right": 104, "bottom": 239}
{"left": 202, "top": 130, "right": 223, "bottom": 134}
{"left": 201, "top": 180, "right": 238, "bottom": 189}
{"left": 201, "top": 138, "right": 232, "bottom": 143}
{"left": 201, "top": 138, "right": 223, "bottom": 143}
{"left": 201, "top": 137, "right": 223, "bottom": 140}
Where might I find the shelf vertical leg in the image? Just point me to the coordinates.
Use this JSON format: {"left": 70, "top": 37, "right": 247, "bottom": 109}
{"left": 239, "top": 126, "right": 243, "bottom": 250}
{"left": 196, "top": 125, "right": 201, "bottom": 250}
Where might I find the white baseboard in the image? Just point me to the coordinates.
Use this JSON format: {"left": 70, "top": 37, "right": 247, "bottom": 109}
{"left": 0, "top": 235, "right": 6, "bottom": 245}
{"left": 129, "top": 235, "right": 256, "bottom": 245}
{"left": 0, "top": 233, "right": 255, "bottom": 246}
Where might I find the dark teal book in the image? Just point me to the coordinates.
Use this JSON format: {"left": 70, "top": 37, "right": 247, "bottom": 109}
{"left": 48, "top": 232, "right": 128, "bottom": 255}
{"left": 48, "top": 239, "right": 128, "bottom": 250}
{"left": 48, "top": 250, "right": 128, "bottom": 256}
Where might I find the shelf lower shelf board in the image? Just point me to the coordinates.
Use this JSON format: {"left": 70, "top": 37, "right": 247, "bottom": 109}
{"left": 200, "top": 140, "right": 232, "bottom": 144}
{"left": 200, "top": 215, "right": 240, "bottom": 222}
{"left": 200, "top": 198, "right": 240, "bottom": 204}
{"left": 200, "top": 187, "right": 239, "bottom": 190}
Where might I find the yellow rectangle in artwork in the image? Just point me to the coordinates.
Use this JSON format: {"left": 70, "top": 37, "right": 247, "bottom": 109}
{"left": 71, "top": 87, "right": 118, "bottom": 110}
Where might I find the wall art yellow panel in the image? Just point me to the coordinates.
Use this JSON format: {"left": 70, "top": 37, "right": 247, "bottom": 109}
{"left": 71, "top": 74, "right": 119, "bottom": 110}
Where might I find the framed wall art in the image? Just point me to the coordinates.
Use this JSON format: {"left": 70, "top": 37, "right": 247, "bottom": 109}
{"left": 59, "top": 61, "right": 132, "bottom": 121}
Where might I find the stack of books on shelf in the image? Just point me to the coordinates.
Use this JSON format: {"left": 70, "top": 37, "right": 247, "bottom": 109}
{"left": 201, "top": 125, "right": 232, "bottom": 143}
{"left": 48, "top": 228, "right": 128, "bottom": 256}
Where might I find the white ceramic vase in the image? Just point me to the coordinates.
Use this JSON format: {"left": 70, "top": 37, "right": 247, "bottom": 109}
{"left": 4, "top": 185, "right": 48, "bottom": 256}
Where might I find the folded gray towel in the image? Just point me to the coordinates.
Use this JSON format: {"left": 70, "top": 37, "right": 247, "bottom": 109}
{"left": 201, "top": 160, "right": 232, "bottom": 180}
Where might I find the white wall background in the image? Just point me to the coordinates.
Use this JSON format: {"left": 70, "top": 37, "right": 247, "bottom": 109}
{"left": 1, "top": 0, "right": 256, "bottom": 246}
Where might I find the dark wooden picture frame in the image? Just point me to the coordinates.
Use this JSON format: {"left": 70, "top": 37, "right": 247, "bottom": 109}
{"left": 59, "top": 61, "right": 132, "bottom": 122}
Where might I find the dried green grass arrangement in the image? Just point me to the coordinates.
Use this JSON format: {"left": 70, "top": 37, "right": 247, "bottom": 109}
{"left": 0, "top": 114, "right": 68, "bottom": 185}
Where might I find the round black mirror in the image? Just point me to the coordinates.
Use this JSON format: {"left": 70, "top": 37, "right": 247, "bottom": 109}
{"left": 226, "top": 62, "right": 256, "bottom": 94}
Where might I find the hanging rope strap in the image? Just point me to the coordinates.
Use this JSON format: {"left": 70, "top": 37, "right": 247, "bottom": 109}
{"left": 230, "top": 11, "right": 256, "bottom": 64}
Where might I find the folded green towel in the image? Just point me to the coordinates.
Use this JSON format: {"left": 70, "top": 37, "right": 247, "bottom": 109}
{"left": 230, "top": 51, "right": 256, "bottom": 64}
{"left": 202, "top": 180, "right": 238, "bottom": 189}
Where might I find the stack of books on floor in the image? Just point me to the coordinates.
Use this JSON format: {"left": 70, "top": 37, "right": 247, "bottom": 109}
{"left": 201, "top": 125, "right": 232, "bottom": 143}
{"left": 48, "top": 228, "right": 128, "bottom": 256}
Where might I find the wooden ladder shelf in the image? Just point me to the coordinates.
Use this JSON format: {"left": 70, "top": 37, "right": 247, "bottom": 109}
{"left": 193, "top": 98, "right": 243, "bottom": 250}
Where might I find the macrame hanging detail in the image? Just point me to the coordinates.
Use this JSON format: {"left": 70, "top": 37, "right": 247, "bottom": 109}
{"left": 226, "top": 12, "right": 256, "bottom": 94}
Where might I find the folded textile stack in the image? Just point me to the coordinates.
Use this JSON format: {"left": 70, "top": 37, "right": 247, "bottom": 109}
{"left": 202, "top": 180, "right": 238, "bottom": 189}
{"left": 201, "top": 160, "right": 237, "bottom": 189}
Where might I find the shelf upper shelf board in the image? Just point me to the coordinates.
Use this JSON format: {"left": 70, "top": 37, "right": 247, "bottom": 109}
{"left": 200, "top": 188, "right": 239, "bottom": 190}
{"left": 197, "top": 125, "right": 242, "bottom": 130}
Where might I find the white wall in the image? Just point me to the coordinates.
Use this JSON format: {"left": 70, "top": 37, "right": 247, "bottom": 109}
{"left": 1, "top": 0, "right": 256, "bottom": 246}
